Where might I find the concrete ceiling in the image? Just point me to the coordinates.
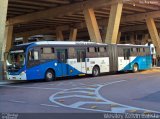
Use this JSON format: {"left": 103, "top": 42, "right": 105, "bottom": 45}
{"left": 7, "top": 0, "right": 160, "bottom": 35}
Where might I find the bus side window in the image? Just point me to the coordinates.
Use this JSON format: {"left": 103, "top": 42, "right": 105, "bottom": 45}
{"left": 41, "top": 47, "right": 55, "bottom": 60}
{"left": 68, "top": 47, "right": 75, "bottom": 59}
{"left": 27, "top": 49, "right": 40, "bottom": 68}
{"left": 56, "top": 49, "right": 68, "bottom": 63}
{"left": 33, "top": 51, "right": 39, "bottom": 60}
{"left": 123, "top": 49, "right": 130, "bottom": 60}
{"left": 77, "top": 50, "right": 86, "bottom": 62}
{"left": 28, "top": 50, "right": 33, "bottom": 61}
{"left": 28, "top": 50, "right": 39, "bottom": 61}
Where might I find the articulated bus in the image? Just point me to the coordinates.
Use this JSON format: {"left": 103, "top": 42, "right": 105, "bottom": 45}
{"left": 5, "top": 41, "right": 152, "bottom": 81}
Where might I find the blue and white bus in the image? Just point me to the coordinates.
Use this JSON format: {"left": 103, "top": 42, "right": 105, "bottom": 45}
{"left": 5, "top": 41, "right": 152, "bottom": 81}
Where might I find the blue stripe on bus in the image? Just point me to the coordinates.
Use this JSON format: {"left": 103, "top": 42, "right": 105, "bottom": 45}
{"left": 121, "top": 56, "right": 152, "bottom": 71}
{"left": 26, "top": 60, "right": 83, "bottom": 80}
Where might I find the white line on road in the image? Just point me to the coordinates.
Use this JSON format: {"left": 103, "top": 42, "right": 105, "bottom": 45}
{"left": 40, "top": 104, "right": 60, "bottom": 108}
{"left": 8, "top": 100, "right": 27, "bottom": 104}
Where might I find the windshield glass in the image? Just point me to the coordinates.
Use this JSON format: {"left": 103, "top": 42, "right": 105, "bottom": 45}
{"left": 7, "top": 51, "right": 25, "bottom": 68}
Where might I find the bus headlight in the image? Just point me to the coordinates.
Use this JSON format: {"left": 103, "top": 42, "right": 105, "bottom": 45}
{"left": 20, "top": 71, "right": 26, "bottom": 76}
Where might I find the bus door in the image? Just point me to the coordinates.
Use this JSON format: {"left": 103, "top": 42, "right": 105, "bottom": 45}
{"left": 27, "top": 48, "right": 42, "bottom": 80}
{"left": 56, "top": 49, "right": 68, "bottom": 77}
{"left": 122, "top": 48, "right": 130, "bottom": 70}
{"left": 76, "top": 49, "right": 86, "bottom": 73}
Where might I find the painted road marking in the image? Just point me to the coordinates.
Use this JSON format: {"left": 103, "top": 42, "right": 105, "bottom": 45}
{"left": 53, "top": 95, "right": 98, "bottom": 100}
{"left": 40, "top": 104, "right": 60, "bottom": 108}
{"left": 49, "top": 80, "right": 159, "bottom": 113}
{"left": 69, "top": 102, "right": 110, "bottom": 108}
{"left": 8, "top": 100, "right": 27, "bottom": 104}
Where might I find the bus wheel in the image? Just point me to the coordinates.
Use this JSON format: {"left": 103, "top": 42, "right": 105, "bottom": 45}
{"left": 92, "top": 66, "right": 100, "bottom": 77}
{"left": 45, "top": 69, "right": 55, "bottom": 81}
{"left": 133, "top": 64, "right": 139, "bottom": 73}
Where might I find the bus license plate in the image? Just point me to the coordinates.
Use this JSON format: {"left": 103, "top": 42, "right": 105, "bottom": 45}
{"left": 12, "top": 77, "right": 16, "bottom": 80}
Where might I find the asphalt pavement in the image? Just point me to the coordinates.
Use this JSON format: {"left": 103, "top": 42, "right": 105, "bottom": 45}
{"left": 0, "top": 70, "right": 160, "bottom": 114}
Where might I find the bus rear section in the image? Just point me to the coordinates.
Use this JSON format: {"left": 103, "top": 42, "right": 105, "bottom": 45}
{"left": 116, "top": 45, "right": 152, "bottom": 72}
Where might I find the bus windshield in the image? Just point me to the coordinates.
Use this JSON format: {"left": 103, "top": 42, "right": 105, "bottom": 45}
{"left": 6, "top": 50, "right": 25, "bottom": 69}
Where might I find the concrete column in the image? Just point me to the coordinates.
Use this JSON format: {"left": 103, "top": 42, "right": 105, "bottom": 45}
{"left": 146, "top": 18, "right": 160, "bottom": 55}
{"left": 116, "top": 32, "right": 121, "bottom": 44}
{"left": 1, "top": 25, "right": 13, "bottom": 79}
{"left": 0, "top": 0, "right": 8, "bottom": 80}
{"left": 83, "top": 8, "right": 102, "bottom": 43}
{"left": 2, "top": 25, "right": 14, "bottom": 53}
{"left": 0, "top": 0, "right": 8, "bottom": 59}
{"left": 105, "top": 0, "right": 123, "bottom": 44}
{"left": 69, "top": 28, "right": 77, "bottom": 41}
{"left": 56, "top": 30, "right": 64, "bottom": 41}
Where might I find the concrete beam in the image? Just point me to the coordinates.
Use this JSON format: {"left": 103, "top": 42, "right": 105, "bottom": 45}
{"left": 105, "top": 0, "right": 123, "bottom": 44}
{"left": 69, "top": 28, "right": 77, "bottom": 41}
{"left": 83, "top": 8, "right": 102, "bottom": 43}
{"left": 122, "top": 11, "right": 160, "bottom": 23}
{"left": 146, "top": 18, "right": 160, "bottom": 56}
{"left": 14, "top": 10, "right": 160, "bottom": 37}
{"left": 8, "top": 0, "right": 117, "bottom": 25}
{"left": 120, "top": 23, "right": 160, "bottom": 32}
{"left": 15, "top": 28, "right": 54, "bottom": 37}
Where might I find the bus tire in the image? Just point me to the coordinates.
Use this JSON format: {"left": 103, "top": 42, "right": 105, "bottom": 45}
{"left": 45, "top": 69, "right": 55, "bottom": 81}
{"left": 133, "top": 64, "right": 139, "bottom": 73}
{"left": 92, "top": 66, "right": 100, "bottom": 77}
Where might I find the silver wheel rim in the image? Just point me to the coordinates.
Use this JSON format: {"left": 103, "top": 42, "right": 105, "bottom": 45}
{"left": 47, "top": 72, "right": 53, "bottom": 79}
{"left": 134, "top": 65, "right": 138, "bottom": 72}
{"left": 94, "top": 68, "right": 99, "bottom": 76}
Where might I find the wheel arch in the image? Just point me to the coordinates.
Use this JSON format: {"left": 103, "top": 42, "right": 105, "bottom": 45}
{"left": 93, "top": 65, "right": 100, "bottom": 72}
{"left": 94, "top": 64, "right": 100, "bottom": 68}
{"left": 133, "top": 62, "right": 139, "bottom": 68}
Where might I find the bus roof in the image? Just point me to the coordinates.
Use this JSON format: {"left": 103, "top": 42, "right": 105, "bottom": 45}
{"left": 16, "top": 41, "right": 149, "bottom": 48}
{"left": 16, "top": 41, "right": 107, "bottom": 47}
{"left": 117, "top": 44, "right": 149, "bottom": 47}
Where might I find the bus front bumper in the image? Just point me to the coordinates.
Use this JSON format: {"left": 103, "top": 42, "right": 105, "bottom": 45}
{"left": 6, "top": 72, "right": 27, "bottom": 80}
